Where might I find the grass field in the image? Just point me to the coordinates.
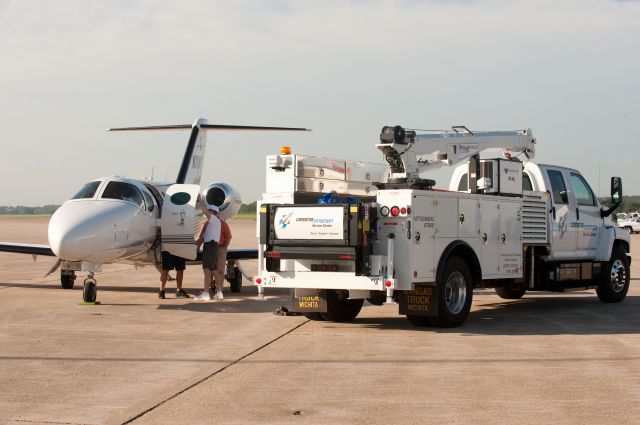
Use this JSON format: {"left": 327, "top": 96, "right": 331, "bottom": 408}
{"left": 0, "top": 215, "right": 52, "bottom": 220}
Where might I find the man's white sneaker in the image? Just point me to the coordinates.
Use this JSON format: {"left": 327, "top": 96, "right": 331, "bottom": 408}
{"left": 195, "top": 291, "right": 211, "bottom": 301}
{"left": 216, "top": 291, "right": 224, "bottom": 301}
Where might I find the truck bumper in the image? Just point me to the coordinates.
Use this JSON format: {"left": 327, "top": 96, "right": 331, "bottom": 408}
{"left": 256, "top": 271, "right": 393, "bottom": 291}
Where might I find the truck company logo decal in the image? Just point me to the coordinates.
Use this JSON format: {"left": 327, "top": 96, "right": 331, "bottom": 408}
{"left": 278, "top": 211, "right": 294, "bottom": 229}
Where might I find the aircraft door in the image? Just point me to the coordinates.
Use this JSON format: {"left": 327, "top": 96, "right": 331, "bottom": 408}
{"left": 160, "top": 184, "right": 202, "bottom": 260}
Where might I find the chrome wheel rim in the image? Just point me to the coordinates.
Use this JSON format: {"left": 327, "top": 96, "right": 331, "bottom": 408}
{"left": 610, "top": 259, "right": 627, "bottom": 293}
{"left": 445, "top": 271, "right": 467, "bottom": 314}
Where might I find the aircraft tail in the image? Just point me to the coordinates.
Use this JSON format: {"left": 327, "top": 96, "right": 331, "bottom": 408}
{"left": 107, "top": 118, "right": 310, "bottom": 185}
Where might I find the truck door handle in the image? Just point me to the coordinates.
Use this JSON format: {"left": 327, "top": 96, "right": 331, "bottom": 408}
{"left": 576, "top": 208, "right": 580, "bottom": 220}
{"left": 550, "top": 206, "right": 556, "bottom": 220}
{"left": 501, "top": 233, "right": 506, "bottom": 244}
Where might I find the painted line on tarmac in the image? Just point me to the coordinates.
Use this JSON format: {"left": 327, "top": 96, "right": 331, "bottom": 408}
{"left": 121, "top": 319, "right": 310, "bottom": 424}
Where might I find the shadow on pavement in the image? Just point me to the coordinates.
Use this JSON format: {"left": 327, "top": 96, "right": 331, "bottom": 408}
{"left": 355, "top": 295, "right": 640, "bottom": 335}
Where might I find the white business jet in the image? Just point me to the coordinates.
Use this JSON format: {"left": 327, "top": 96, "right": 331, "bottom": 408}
{"left": 0, "top": 118, "right": 309, "bottom": 302}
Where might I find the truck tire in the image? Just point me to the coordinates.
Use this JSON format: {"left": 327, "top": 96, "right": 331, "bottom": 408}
{"left": 596, "top": 246, "right": 630, "bottom": 303}
{"left": 303, "top": 312, "right": 326, "bottom": 321}
{"left": 495, "top": 284, "right": 526, "bottom": 299}
{"left": 321, "top": 290, "right": 364, "bottom": 322}
{"left": 431, "top": 256, "right": 474, "bottom": 328}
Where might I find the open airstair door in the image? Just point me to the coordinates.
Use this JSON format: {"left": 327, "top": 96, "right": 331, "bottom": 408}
{"left": 161, "top": 184, "right": 202, "bottom": 260}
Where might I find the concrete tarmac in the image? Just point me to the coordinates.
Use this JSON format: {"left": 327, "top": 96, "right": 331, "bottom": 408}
{"left": 0, "top": 217, "right": 639, "bottom": 425}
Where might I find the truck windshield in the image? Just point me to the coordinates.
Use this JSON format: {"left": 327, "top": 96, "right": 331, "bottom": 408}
{"left": 101, "top": 181, "right": 145, "bottom": 208}
{"left": 71, "top": 181, "right": 101, "bottom": 200}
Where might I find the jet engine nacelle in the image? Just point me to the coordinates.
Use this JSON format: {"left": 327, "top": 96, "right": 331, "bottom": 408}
{"left": 202, "top": 182, "right": 242, "bottom": 220}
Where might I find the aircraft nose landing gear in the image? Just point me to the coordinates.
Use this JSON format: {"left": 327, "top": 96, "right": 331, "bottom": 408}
{"left": 83, "top": 273, "right": 97, "bottom": 303}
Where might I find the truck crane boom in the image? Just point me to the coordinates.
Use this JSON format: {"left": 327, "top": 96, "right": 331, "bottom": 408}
{"left": 376, "top": 125, "right": 536, "bottom": 185}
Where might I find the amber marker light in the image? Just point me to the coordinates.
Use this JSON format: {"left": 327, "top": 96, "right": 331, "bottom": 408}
{"left": 281, "top": 146, "right": 292, "bottom": 155}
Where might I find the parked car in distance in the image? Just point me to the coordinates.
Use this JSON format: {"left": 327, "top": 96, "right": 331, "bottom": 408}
{"left": 618, "top": 216, "right": 640, "bottom": 233}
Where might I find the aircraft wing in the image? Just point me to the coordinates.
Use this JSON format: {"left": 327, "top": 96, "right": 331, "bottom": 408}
{"left": 195, "top": 248, "right": 258, "bottom": 262}
{"left": 0, "top": 242, "right": 55, "bottom": 256}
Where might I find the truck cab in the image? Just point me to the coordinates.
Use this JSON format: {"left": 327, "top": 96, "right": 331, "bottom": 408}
{"left": 449, "top": 162, "right": 629, "bottom": 262}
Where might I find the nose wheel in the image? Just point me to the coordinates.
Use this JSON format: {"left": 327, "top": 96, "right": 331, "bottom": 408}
{"left": 83, "top": 274, "right": 97, "bottom": 303}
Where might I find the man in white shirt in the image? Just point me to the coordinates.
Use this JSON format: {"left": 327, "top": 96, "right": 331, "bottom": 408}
{"left": 195, "top": 203, "right": 221, "bottom": 301}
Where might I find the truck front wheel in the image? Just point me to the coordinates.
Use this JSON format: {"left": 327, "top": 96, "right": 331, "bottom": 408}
{"left": 495, "top": 283, "right": 526, "bottom": 299}
{"left": 596, "top": 246, "right": 630, "bottom": 303}
{"left": 431, "top": 256, "right": 474, "bottom": 328}
{"left": 321, "top": 290, "right": 364, "bottom": 322}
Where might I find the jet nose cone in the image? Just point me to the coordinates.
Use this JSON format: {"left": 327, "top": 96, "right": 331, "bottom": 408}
{"left": 48, "top": 200, "right": 135, "bottom": 262}
{"left": 48, "top": 203, "right": 94, "bottom": 261}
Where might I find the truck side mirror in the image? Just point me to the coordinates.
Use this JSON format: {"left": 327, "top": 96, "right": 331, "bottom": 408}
{"left": 611, "top": 176, "right": 622, "bottom": 205}
{"left": 601, "top": 177, "right": 623, "bottom": 218}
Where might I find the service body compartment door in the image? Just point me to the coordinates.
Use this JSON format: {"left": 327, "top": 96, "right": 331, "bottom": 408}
{"left": 481, "top": 200, "right": 501, "bottom": 277}
{"left": 411, "top": 195, "right": 437, "bottom": 280}
{"left": 459, "top": 198, "right": 480, "bottom": 238}
{"left": 435, "top": 196, "right": 458, "bottom": 238}
{"left": 160, "top": 184, "right": 202, "bottom": 260}
{"left": 499, "top": 201, "right": 523, "bottom": 276}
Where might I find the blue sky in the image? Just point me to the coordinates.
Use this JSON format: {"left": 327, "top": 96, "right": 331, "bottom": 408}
{"left": 0, "top": 0, "right": 638, "bottom": 205}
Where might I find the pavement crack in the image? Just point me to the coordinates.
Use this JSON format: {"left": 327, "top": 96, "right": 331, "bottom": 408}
{"left": 121, "top": 319, "right": 309, "bottom": 424}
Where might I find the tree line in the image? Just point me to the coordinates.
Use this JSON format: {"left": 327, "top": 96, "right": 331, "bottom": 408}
{"left": 2, "top": 196, "right": 640, "bottom": 216}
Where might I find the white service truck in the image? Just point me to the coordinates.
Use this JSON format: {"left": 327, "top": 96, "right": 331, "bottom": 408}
{"left": 255, "top": 126, "right": 630, "bottom": 327}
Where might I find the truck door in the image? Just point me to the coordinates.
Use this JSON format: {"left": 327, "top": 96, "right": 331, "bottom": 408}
{"left": 569, "top": 172, "right": 600, "bottom": 257}
{"left": 545, "top": 168, "right": 578, "bottom": 258}
{"left": 160, "top": 184, "right": 202, "bottom": 260}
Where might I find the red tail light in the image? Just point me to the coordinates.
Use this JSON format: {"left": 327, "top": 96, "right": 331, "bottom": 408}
{"left": 390, "top": 206, "right": 400, "bottom": 217}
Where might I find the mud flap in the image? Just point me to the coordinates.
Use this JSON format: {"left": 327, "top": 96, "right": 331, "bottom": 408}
{"left": 398, "top": 284, "right": 439, "bottom": 317}
{"left": 289, "top": 289, "right": 328, "bottom": 313}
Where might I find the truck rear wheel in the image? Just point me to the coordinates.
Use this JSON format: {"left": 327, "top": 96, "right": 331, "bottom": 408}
{"left": 321, "top": 290, "right": 364, "bottom": 322}
{"left": 431, "top": 256, "right": 473, "bottom": 328}
{"left": 596, "top": 246, "right": 630, "bottom": 303}
{"left": 495, "top": 283, "right": 526, "bottom": 299}
{"left": 303, "top": 313, "right": 326, "bottom": 321}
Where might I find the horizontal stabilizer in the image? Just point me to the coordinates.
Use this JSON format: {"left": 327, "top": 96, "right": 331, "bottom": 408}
{"left": 107, "top": 124, "right": 311, "bottom": 132}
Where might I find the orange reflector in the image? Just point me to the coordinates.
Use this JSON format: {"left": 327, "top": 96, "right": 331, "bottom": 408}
{"left": 281, "top": 146, "right": 292, "bottom": 155}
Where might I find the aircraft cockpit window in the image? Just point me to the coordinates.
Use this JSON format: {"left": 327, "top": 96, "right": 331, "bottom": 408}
{"left": 71, "top": 181, "right": 101, "bottom": 200}
{"left": 102, "top": 181, "right": 145, "bottom": 208}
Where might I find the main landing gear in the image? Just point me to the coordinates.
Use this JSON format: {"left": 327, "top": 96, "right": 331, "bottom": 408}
{"left": 83, "top": 273, "right": 97, "bottom": 303}
{"left": 60, "top": 270, "right": 76, "bottom": 289}
{"left": 226, "top": 262, "right": 243, "bottom": 293}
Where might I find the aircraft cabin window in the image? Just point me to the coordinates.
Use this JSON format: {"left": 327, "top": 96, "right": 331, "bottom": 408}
{"left": 102, "top": 181, "right": 145, "bottom": 208}
{"left": 141, "top": 189, "right": 156, "bottom": 212}
{"left": 570, "top": 173, "right": 596, "bottom": 206}
{"left": 71, "top": 181, "right": 101, "bottom": 200}
{"left": 547, "top": 169, "right": 569, "bottom": 204}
